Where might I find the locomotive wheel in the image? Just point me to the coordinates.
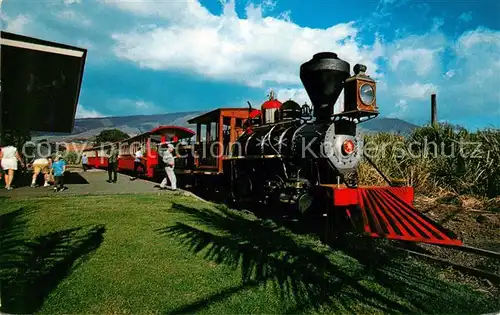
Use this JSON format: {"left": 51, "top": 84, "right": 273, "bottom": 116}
{"left": 297, "top": 193, "right": 313, "bottom": 214}
{"left": 230, "top": 175, "right": 253, "bottom": 207}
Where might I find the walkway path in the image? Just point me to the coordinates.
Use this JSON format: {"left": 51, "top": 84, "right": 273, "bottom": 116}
{"left": 0, "top": 169, "right": 202, "bottom": 200}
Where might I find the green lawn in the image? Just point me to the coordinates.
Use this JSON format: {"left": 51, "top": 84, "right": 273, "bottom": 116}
{"left": 1, "top": 194, "right": 498, "bottom": 314}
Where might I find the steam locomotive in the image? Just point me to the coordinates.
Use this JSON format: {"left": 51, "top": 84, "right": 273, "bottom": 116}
{"left": 226, "top": 52, "right": 379, "bottom": 213}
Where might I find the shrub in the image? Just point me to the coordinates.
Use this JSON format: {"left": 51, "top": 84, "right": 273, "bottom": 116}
{"left": 358, "top": 124, "right": 500, "bottom": 198}
{"left": 63, "top": 151, "right": 80, "bottom": 165}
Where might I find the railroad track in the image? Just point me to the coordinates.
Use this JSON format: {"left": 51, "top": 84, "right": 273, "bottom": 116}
{"left": 395, "top": 243, "right": 500, "bottom": 284}
{"left": 450, "top": 244, "right": 500, "bottom": 259}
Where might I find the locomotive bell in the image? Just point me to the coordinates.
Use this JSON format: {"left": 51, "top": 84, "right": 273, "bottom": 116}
{"left": 300, "top": 52, "right": 350, "bottom": 121}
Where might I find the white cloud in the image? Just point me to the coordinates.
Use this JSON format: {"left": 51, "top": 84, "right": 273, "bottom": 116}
{"left": 458, "top": 12, "right": 472, "bottom": 22}
{"left": 64, "top": 0, "right": 82, "bottom": 4}
{"left": 1, "top": 14, "right": 30, "bottom": 33}
{"left": 76, "top": 39, "right": 94, "bottom": 50}
{"left": 277, "top": 10, "right": 291, "bottom": 22}
{"left": 431, "top": 17, "right": 444, "bottom": 31}
{"left": 456, "top": 27, "right": 500, "bottom": 52}
{"left": 397, "top": 82, "right": 438, "bottom": 100}
{"left": 135, "top": 100, "right": 155, "bottom": 110}
{"left": 387, "top": 32, "right": 446, "bottom": 77}
{"left": 381, "top": 27, "right": 500, "bottom": 124}
{"left": 387, "top": 99, "right": 408, "bottom": 118}
{"left": 443, "top": 70, "right": 455, "bottom": 79}
{"left": 445, "top": 28, "right": 500, "bottom": 116}
{"left": 57, "top": 10, "right": 92, "bottom": 27}
{"left": 76, "top": 104, "right": 104, "bottom": 118}
{"left": 275, "top": 88, "right": 346, "bottom": 113}
{"left": 275, "top": 88, "right": 310, "bottom": 106}
{"left": 396, "top": 99, "right": 408, "bottom": 110}
{"left": 108, "top": 0, "right": 383, "bottom": 88}
{"left": 109, "top": 99, "right": 164, "bottom": 115}
{"left": 390, "top": 48, "right": 437, "bottom": 77}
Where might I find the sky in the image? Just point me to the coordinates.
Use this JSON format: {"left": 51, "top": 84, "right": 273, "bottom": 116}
{"left": 1, "top": 0, "right": 499, "bottom": 130}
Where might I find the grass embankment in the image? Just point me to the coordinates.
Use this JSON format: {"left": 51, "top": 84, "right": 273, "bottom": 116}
{"left": 1, "top": 194, "right": 499, "bottom": 314}
{"left": 359, "top": 123, "right": 500, "bottom": 205}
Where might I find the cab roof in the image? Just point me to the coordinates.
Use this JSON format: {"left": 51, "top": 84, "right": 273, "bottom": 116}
{"left": 187, "top": 108, "right": 254, "bottom": 124}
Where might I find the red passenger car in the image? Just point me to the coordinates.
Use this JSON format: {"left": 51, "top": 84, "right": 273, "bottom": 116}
{"left": 83, "top": 126, "right": 195, "bottom": 179}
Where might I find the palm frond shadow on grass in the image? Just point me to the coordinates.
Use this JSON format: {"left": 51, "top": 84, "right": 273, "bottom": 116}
{"left": 159, "top": 203, "right": 414, "bottom": 314}
{"left": 0, "top": 207, "right": 106, "bottom": 314}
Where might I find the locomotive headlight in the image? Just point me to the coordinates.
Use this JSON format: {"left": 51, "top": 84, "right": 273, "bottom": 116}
{"left": 342, "top": 139, "right": 355, "bottom": 155}
{"left": 359, "top": 84, "right": 375, "bottom": 105}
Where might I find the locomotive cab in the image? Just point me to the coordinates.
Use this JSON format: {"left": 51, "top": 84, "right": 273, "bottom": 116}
{"left": 186, "top": 108, "right": 257, "bottom": 173}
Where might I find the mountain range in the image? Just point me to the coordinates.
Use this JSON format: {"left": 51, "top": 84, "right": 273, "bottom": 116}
{"left": 32, "top": 110, "right": 419, "bottom": 142}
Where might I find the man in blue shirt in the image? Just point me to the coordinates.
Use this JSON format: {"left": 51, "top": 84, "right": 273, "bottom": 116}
{"left": 52, "top": 155, "right": 66, "bottom": 192}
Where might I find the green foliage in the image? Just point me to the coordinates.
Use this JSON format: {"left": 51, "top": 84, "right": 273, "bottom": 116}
{"left": 0, "top": 130, "right": 31, "bottom": 150}
{"left": 359, "top": 123, "right": 500, "bottom": 198}
{"left": 63, "top": 151, "right": 80, "bottom": 165}
{"left": 93, "top": 129, "right": 130, "bottom": 145}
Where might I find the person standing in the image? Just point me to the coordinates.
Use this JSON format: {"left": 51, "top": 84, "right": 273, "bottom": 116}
{"left": 30, "top": 141, "right": 51, "bottom": 188}
{"left": 160, "top": 144, "right": 176, "bottom": 190}
{"left": 81, "top": 154, "right": 88, "bottom": 172}
{"left": 107, "top": 144, "right": 119, "bottom": 183}
{"left": 130, "top": 147, "right": 144, "bottom": 180}
{"left": 0, "top": 143, "right": 24, "bottom": 190}
{"left": 52, "top": 155, "right": 66, "bottom": 192}
{"left": 47, "top": 156, "right": 55, "bottom": 185}
{"left": 0, "top": 148, "right": 3, "bottom": 186}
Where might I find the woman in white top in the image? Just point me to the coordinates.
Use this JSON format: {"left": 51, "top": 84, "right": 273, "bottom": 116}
{"left": 130, "top": 147, "right": 144, "bottom": 180}
{"left": 0, "top": 143, "right": 24, "bottom": 190}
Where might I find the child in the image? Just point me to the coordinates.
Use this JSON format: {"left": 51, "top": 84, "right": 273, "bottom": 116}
{"left": 52, "top": 155, "right": 66, "bottom": 192}
{"left": 47, "top": 157, "right": 55, "bottom": 185}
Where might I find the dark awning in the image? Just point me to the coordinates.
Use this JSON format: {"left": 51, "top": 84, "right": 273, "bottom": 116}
{"left": 1, "top": 31, "right": 87, "bottom": 133}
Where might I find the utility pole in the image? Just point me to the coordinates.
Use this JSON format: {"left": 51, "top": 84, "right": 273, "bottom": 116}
{"left": 431, "top": 93, "right": 437, "bottom": 127}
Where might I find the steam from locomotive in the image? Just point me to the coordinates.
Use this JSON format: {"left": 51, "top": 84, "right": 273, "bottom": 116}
{"left": 228, "top": 52, "right": 379, "bottom": 212}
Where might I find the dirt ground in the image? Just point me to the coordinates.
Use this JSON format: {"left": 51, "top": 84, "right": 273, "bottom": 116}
{"left": 412, "top": 191, "right": 500, "bottom": 297}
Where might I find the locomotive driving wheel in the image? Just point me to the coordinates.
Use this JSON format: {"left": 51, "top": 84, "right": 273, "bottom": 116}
{"left": 230, "top": 174, "right": 253, "bottom": 207}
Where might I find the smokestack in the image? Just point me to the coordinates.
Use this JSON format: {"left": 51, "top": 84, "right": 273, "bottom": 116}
{"left": 431, "top": 93, "right": 437, "bottom": 126}
{"left": 300, "top": 52, "right": 350, "bottom": 121}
